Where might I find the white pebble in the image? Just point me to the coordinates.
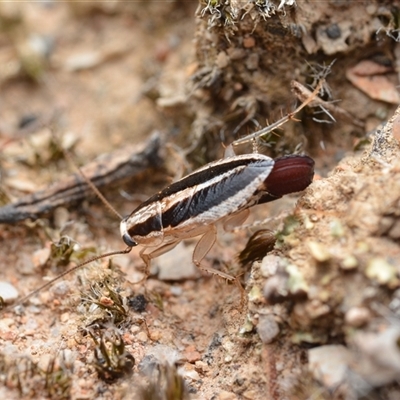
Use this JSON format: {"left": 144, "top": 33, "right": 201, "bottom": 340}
{"left": 0, "top": 281, "right": 19, "bottom": 302}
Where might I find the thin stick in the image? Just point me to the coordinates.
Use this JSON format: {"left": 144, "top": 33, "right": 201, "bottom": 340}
{"left": 232, "top": 79, "right": 324, "bottom": 146}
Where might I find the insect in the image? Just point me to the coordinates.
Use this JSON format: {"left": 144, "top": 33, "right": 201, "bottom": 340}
{"left": 120, "top": 151, "right": 314, "bottom": 280}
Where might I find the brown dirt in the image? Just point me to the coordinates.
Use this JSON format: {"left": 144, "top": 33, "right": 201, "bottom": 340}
{"left": 0, "top": 2, "right": 400, "bottom": 400}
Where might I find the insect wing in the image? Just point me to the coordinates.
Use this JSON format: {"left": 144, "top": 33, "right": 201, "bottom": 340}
{"left": 177, "top": 157, "right": 275, "bottom": 228}
{"left": 121, "top": 154, "right": 275, "bottom": 240}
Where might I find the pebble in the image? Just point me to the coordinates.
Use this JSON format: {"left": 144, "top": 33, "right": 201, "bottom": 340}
{"left": 216, "top": 51, "right": 229, "bottom": 69}
{"left": 58, "top": 312, "right": 70, "bottom": 323}
{"left": 170, "top": 285, "right": 183, "bottom": 296}
{"left": 32, "top": 247, "right": 51, "bottom": 268}
{"left": 51, "top": 281, "right": 70, "bottom": 297}
{"left": 216, "top": 390, "right": 238, "bottom": 400}
{"left": 245, "top": 53, "right": 259, "bottom": 70}
{"left": 0, "top": 281, "right": 19, "bottom": 302}
{"left": 366, "top": 258, "right": 397, "bottom": 285}
{"left": 308, "top": 345, "right": 353, "bottom": 389}
{"left": 340, "top": 255, "right": 358, "bottom": 270}
{"left": 257, "top": 315, "right": 280, "bottom": 344}
{"left": 243, "top": 36, "right": 256, "bottom": 48}
{"left": 345, "top": 306, "right": 371, "bottom": 327}
{"left": 227, "top": 48, "right": 246, "bottom": 60}
{"left": 17, "top": 254, "right": 36, "bottom": 275}
{"left": 0, "top": 318, "right": 14, "bottom": 330}
{"left": 389, "top": 219, "right": 400, "bottom": 239}
{"left": 243, "top": 389, "right": 257, "bottom": 399}
{"left": 307, "top": 241, "right": 331, "bottom": 262}
{"left": 195, "top": 360, "right": 210, "bottom": 373}
{"left": 136, "top": 331, "right": 148, "bottom": 343}
{"left": 184, "top": 345, "right": 201, "bottom": 363}
{"left": 353, "top": 326, "right": 400, "bottom": 386}
{"left": 38, "top": 354, "right": 52, "bottom": 371}
{"left": 248, "top": 285, "right": 263, "bottom": 302}
{"left": 180, "top": 365, "right": 200, "bottom": 381}
{"left": 156, "top": 242, "right": 199, "bottom": 281}
{"left": 260, "top": 255, "right": 282, "bottom": 277}
{"left": 263, "top": 275, "right": 287, "bottom": 303}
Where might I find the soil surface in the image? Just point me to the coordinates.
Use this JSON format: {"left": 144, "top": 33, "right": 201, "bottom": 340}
{"left": 0, "top": 2, "right": 400, "bottom": 400}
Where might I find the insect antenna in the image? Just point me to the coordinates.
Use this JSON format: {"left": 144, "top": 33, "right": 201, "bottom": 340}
{"left": 233, "top": 79, "right": 324, "bottom": 146}
{"left": 3, "top": 247, "right": 133, "bottom": 311}
{"left": 59, "top": 137, "right": 123, "bottom": 220}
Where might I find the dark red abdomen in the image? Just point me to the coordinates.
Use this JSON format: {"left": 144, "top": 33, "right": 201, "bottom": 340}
{"left": 258, "top": 155, "right": 315, "bottom": 204}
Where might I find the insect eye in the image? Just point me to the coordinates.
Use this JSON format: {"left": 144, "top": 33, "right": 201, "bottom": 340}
{"left": 122, "top": 233, "right": 137, "bottom": 247}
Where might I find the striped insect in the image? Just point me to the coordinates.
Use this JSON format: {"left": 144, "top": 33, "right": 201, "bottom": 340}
{"left": 120, "top": 151, "right": 314, "bottom": 280}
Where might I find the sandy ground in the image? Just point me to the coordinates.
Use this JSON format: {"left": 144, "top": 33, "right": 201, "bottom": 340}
{"left": 1, "top": 2, "right": 400, "bottom": 400}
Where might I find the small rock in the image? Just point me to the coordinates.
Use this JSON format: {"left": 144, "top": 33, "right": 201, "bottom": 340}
{"left": 60, "top": 312, "right": 70, "bottom": 323}
{"left": 216, "top": 51, "right": 229, "bottom": 69}
{"left": 127, "top": 294, "right": 148, "bottom": 313}
{"left": 307, "top": 241, "right": 331, "bottom": 262}
{"left": 169, "top": 285, "right": 182, "bottom": 296}
{"left": 340, "top": 255, "right": 358, "bottom": 270}
{"left": 286, "top": 264, "right": 309, "bottom": 296}
{"left": 325, "top": 23, "right": 341, "bottom": 39}
{"left": 330, "top": 219, "right": 345, "bottom": 237}
{"left": 38, "top": 353, "right": 53, "bottom": 371}
{"left": 149, "top": 330, "right": 162, "bottom": 341}
{"left": 224, "top": 355, "right": 233, "bottom": 363}
{"left": 156, "top": 242, "right": 199, "bottom": 281}
{"left": 345, "top": 307, "right": 371, "bottom": 327}
{"left": 366, "top": 258, "right": 397, "bottom": 285}
{"left": 245, "top": 53, "right": 259, "bottom": 70}
{"left": 32, "top": 246, "right": 51, "bottom": 268}
{"left": 184, "top": 345, "right": 201, "bottom": 363}
{"left": 17, "top": 254, "right": 36, "bottom": 275}
{"left": 227, "top": 48, "right": 246, "bottom": 60}
{"left": 257, "top": 315, "right": 279, "bottom": 344}
{"left": 239, "top": 317, "right": 254, "bottom": 334}
{"left": 195, "top": 360, "right": 210, "bottom": 373}
{"left": 353, "top": 326, "right": 400, "bottom": 386}
{"left": 260, "top": 255, "right": 282, "bottom": 277}
{"left": 243, "top": 389, "right": 257, "bottom": 400}
{"left": 53, "top": 207, "right": 70, "bottom": 230}
{"left": 137, "top": 331, "right": 148, "bottom": 343}
{"left": 0, "top": 318, "right": 15, "bottom": 330}
{"left": 389, "top": 219, "right": 400, "bottom": 240}
{"left": 308, "top": 345, "right": 353, "bottom": 389}
{"left": 0, "top": 281, "right": 19, "bottom": 302}
{"left": 179, "top": 364, "right": 200, "bottom": 381}
{"left": 51, "top": 281, "right": 70, "bottom": 297}
{"left": 305, "top": 299, "right": 330, "bottom": 319}
{"left": 248, "top": 285, "right": 263, "bottom": 302}
{"left": 64, "top": 51, "right": 102, "bottom": 71}
{"left": 263, "top": 275, "right": 287, "bottom": 304}
{"left": 216, "top": 390, "right": 238, "bottom": 400}
{"left": 243, "top": 36, "right": 256, "bottom": 48}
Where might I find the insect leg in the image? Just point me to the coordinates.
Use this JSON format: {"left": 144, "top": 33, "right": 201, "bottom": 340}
{"left": 193, "top": 226, "right": 235, "bottom": 281}
{"left": 223, "top": 144, "right": 236, "bottom": 158}
{"left": 139, "top": 239, "right": 181, "bottom": 278}
{"left": 222, "top": 209, "right": 250, "bottom": 232}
